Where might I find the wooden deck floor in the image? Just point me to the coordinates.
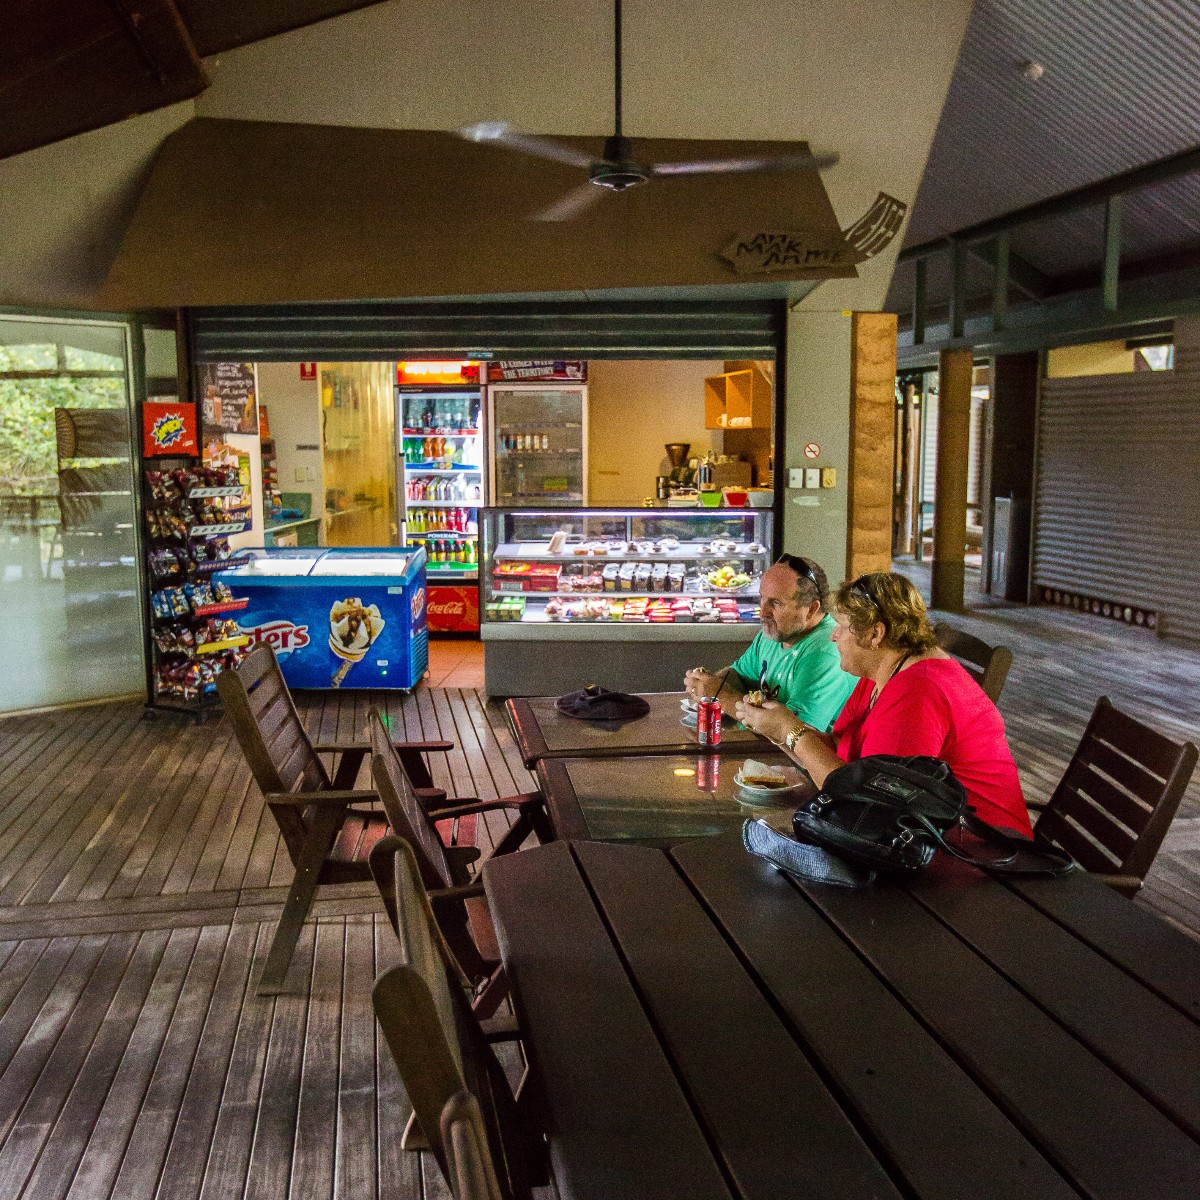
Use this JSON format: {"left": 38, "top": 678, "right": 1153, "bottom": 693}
{"left": 0, "top": 608, "right": 1198, "bottom": 1200}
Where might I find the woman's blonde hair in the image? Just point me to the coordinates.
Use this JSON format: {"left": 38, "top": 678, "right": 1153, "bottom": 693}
{"left": 833, "top": 572, "right": 939, "bottom": 653}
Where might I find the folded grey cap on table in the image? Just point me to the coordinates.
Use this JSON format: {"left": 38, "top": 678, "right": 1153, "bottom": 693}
{"left": 742, "top": 818, "right": 874, "bottom": 889}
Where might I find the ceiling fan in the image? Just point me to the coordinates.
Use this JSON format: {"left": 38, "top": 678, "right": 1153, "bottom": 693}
{"left": 459, "top": 0, "right": 839, "bottom": 222}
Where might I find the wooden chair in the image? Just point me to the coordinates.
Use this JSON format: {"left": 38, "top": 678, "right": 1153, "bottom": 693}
{"left": 373, "top": 836, "right": 538, "bottom": 1200}
{"left": 441, "top": 1092, "right": 505, "bottom": 1200}
{"left": 934, "top": 620, "right": 1013, "bottom": 704}
{"left": 369, "top": 708, "right": 551, "bottom": 1015}
{"left": 1033, "top": 696, "right": 1198, "bottom": 897}
{"left": 216, "top": 643, "right": 454, "bottom": 994}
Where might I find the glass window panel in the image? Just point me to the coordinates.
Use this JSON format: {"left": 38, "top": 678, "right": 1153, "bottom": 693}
{"left": 0, "top": 342, "right": 57, "bottom": 370}
{"left": 0, "top": 315, "right": 143, "bottom": 713}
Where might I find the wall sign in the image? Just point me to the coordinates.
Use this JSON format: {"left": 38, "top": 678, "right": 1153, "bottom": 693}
{"left": 486, "top": 361, "right": 587, "bottom": 383}
{"left": 300, "top": 362, "right": 317, "bottom": 380}
{"left": 199, "top": 362, "right": 258, "bottom": 435}
{"left": 142, "top": 400, "right": 198, "bottom": 457}
{"left": 804, "top": 442, "right": 821, "bottom": 459}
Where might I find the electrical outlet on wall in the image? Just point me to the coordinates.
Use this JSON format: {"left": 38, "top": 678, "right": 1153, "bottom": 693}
{"left": 788, "top": 467, "right": 805, "bottom": 488}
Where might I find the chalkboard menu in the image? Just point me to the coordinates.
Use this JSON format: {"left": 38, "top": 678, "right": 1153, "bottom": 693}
{"left": 199, "top": 362, "right": 258, "bottom": 435}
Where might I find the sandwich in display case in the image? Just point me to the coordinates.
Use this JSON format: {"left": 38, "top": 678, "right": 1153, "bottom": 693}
{"left": 479, "top": 506, "right": 773, "bottom": 696}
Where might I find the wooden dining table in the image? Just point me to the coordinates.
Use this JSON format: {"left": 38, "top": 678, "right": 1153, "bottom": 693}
{"left": 483, "top": 834, "right": 1200, "bottom": 1200}
{"left": 505, "top": 690, "right": 771, "bottom": 769}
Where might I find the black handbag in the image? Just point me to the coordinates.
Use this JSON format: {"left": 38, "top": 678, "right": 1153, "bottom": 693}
{"left": 765, "top": 754, "right": 1076, "bottom": 885}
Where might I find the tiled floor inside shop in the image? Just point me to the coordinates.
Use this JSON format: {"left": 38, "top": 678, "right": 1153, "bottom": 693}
{"left": 0, "top": 613, "right": 1196, "bottom": 1199}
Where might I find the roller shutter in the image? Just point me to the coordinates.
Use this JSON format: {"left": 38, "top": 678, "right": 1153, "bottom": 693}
{"left": 189, "top": 299, "right": 785, "bottom": 362}
{"left": 1032, "top": 358, "right": 1200, "bottom": 642}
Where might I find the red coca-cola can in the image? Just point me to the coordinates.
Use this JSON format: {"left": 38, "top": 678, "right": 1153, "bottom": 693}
{"left": 697, "top": 697, "right": 722, "bottom": 746}
{"left": 697, "top": 754, "right": 719, "bottom": 792}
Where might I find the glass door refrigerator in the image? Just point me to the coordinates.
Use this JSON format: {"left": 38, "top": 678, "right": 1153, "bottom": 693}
{"left": 396, "top": 363, "right": 485, "bottom": 632}
{"left": 488, "top": 381, "right": 588, "bottom": 507}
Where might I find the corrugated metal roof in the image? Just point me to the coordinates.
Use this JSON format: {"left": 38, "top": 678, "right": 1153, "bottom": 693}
{"left": 888, "top": 0, "right": 1200, "bottom": 310}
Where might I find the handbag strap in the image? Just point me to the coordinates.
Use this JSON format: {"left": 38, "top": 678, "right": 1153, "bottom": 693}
{"left": 960, "top": 812, "right": 1077, "bottom": 875}
{"left": 908, "top": 809, "right": 1076, "bottom": 876}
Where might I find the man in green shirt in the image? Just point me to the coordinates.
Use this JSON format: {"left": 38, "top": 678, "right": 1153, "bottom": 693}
{"left": 684, "top": 554, "right": 855, "bottom": 731}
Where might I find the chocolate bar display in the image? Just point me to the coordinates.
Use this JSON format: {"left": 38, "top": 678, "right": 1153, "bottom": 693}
{"left": 142, "top": 456, "right": 252, "bottom": 713}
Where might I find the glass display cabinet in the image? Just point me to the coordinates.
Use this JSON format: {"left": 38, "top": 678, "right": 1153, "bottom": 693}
{"left": 488, "top": 383, "right": 587, "bottom": 506}
{"left": 479, "top": 506, "right": 774, "bottom": 696}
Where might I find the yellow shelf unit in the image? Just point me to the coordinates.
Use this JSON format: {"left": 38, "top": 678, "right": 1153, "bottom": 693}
{"left": 704, "top": 366, "right": 772, "bottom": 430}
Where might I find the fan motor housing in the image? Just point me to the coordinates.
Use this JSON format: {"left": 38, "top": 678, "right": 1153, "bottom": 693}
{"left": 589, "top": 161, "right": 650, "bottom": 191}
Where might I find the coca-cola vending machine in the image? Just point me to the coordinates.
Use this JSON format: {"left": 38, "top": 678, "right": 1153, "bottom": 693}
{"left": 396, "top": 362, "right": 484, "bottom": 633}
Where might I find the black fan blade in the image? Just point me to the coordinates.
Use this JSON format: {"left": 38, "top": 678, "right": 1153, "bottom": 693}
{"left": 651, "top": 150, "right": 839, "bottom": 177}
{"left": 531, "top": 183, "right": 608, "bottom": 222}
{"left": 459, "top": 121, "right": 597, "bottom": 171}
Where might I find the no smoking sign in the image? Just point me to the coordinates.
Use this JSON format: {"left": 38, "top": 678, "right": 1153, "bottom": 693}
{"left": 803, "top": 442, "right": 821, "bottom": 459}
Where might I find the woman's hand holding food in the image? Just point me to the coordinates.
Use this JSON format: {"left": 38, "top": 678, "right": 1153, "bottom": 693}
{"left": 733, "top": 696, "right": 798, "bottom": 746}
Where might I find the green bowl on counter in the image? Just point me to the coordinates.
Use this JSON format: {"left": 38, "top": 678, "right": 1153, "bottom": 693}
{"left": 698, "top": 490, "right": 722, "bottom": 507}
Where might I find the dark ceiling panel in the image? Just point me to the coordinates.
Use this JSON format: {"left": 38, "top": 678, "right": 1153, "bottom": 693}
{"left": 904, "top": 0, "right": 1200, "bottom": 248}
{"left": 0, "top": 0, "right": 392, "bottom": 160}
{"left": 0, "top": 0, "right": 207, "bottom": 159}
{"left": 888, "top": 0, "right": 1200, "bottom": 312}
{"left": 175, "top": 1, "right": 391, "bottom": 55}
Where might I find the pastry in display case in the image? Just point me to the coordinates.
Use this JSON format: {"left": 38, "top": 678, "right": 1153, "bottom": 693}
{"left": 479, "top": 507, "right": 774, "bottom": 696}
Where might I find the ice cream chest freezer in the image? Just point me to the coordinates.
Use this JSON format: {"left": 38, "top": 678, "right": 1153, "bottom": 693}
{"left": 215, "top": 547, "right": 429, "bottom": 689}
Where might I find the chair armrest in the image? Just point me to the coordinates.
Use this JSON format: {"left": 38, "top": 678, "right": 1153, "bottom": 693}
{"left": 445, "top": 844, "right": 483, "bottom": 870}
{"left": 479, "top": 1013, "right": 521, "bottom": 1043}
{"left": 1088, "top": 872, "right": 1143, "bottom": 896}
{"left": 263, "top": 789, "right": 378, "bottom": 807}
{"left": 425, "top": 793, "right": 544, "bottom": 819}
{"left": 311, "top": 739, "right": 454, "bottom": 754}
{"left": 429, "top": 881, "right": 486, "bottom": 904}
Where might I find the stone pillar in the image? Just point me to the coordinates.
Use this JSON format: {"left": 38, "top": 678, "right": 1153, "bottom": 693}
{"left": 931, "top": 348, "right": 972, "bottom": 611}
{"left": 846, "top": 312, "right": 898, "bottom": 579}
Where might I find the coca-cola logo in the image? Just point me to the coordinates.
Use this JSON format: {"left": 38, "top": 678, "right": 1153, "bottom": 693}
{"left": 241, "top": 619, "right": 311, "bottom": 656}
{"left": 427, "top": 599, "right": 466, "bottom": 616}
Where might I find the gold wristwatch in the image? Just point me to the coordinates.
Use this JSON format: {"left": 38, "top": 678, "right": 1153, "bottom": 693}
{"left": 785, "top": 725, "right": 805, "bottom": 752}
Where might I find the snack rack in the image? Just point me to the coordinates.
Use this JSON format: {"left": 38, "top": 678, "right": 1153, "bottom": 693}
{"left": 142, "top": 458, "right": 254, "bottom": 717}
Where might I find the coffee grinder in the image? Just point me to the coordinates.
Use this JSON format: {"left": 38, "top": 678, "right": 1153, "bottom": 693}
{"left": 663, "top": 443, "right": 694, "bottom": 493}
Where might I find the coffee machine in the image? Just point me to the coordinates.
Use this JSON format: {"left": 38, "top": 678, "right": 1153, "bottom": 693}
{"left": 663, "top": 443, "right": 694, "bottom": 491}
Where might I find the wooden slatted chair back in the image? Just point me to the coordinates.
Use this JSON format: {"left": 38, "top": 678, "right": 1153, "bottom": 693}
{"left": 441, "top": 1092, "right": 505, "bottom": 1200}
{"left": 217, "top": 643, "right": 329, "bottom": 796}
{"left": 934, "top": 620, "right": 1014, "bottom": 704}
{"left": 370, "top": 709, "right": 454, "bottom": 891}
{"left": 373, "top": 838, "right": 529, "bottom": 1200}
{"left": 1035, "top": 696, "right": 1198, "bottom": 895}
{"left": 217, "top": 644, "right": 330, "bottom": 865}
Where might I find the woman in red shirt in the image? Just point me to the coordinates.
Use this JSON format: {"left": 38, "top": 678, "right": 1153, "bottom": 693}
{"left": 735, "top": 572, "right": 1032, "bottom": 835}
